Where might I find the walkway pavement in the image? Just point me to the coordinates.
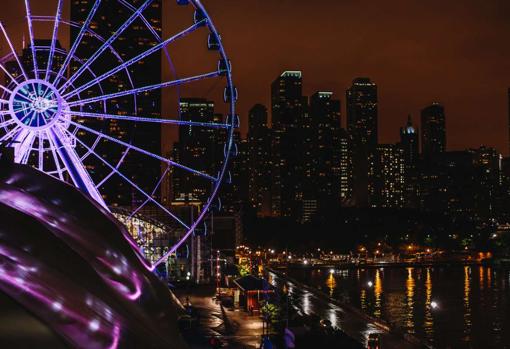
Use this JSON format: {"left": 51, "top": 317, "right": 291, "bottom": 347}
{"left": 175, "top": 286, "right": 264, "bottom": 349}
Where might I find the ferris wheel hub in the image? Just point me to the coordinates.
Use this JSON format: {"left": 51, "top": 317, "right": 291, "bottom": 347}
{"left": 9, "top": 79, "right": 63, "bottom": 131}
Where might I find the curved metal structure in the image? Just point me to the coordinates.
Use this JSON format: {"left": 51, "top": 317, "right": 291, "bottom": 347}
{"left": 0, "top": 0, "right": 237, "bottom": 270}
{"left": 0, "top": 162, "right": 188, "bottom": 348}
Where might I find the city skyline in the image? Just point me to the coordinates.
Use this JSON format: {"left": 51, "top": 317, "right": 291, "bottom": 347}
{"left": 2, "top": 0, "right": 510, "bottom": 153}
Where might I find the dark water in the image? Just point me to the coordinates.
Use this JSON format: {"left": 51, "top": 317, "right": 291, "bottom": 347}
{"left": 287, "top": 265, "right": 510, "bottom": 348}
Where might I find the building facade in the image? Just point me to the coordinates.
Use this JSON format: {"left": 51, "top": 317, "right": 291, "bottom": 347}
{"left": 421, "top": 102, "right": 446, "bottom": 158}
{"left": 368, "top": 144, "right": 405, "bottom": 208}
{"left": 346, "top": 77, "right": 378, "bottom": 207}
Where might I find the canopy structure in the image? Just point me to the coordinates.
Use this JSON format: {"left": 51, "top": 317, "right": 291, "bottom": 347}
{"left": 0, "top": 160, "right": 188, "bottom": 348}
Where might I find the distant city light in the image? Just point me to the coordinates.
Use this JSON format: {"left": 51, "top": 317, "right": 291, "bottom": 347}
{"left": 329, "top": 269, "right": 335, "bottom": 274}
{"left": 367, "top": 281, "right": 373, "bottom": 287}
{"left": 430, "top": 301, "right": 439, "bottom": 309}
{"left": 303, "top": 259, "right": 308, "bottom": 265}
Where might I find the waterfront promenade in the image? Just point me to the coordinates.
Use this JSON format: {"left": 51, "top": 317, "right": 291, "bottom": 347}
{"left": 268, "top": 269, "right": 427, "bottom": 349}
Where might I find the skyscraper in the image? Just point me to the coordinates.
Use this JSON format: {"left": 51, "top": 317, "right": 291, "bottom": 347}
{"left": 310, "top": 91, "right": 342, "bottom": 207}
{"left": 368, "top": 144, "right": 405, "bottom": 208}
{"left": 421, "top": 102, "right": 446, "bottom": 158}
{"left": 400, "top": 115, "right": 419, "bottom": 207}
{"left": 247, "top": 104, "right": 272, "bottom": 216}
{"left": 171, "top": 98, "right": 216, "bottom": 204}
{"left": 71, "top": 0, "right": 162, "bottom": 207}
{"left": 346, "top": 78, "right": 378, "bottom": 148}
{"left": 270, "top": 71, "right": 305, "bottom": 219}
{"left": 346, "top": 77, "right": 378, "bottom": 207}
{"left": 339, "top": 128, "right": 353, "bottom": 204}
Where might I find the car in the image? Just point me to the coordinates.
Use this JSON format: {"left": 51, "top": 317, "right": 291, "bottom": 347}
{"left": 367, "top": 333, "right": 381, "bottom": 349}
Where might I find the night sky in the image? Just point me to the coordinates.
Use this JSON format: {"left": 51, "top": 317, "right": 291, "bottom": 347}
{"left": 3, "top": 0, "right": 510, "bottom": 154}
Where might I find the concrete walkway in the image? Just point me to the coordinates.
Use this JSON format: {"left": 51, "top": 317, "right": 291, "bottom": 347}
{"left": 176, "top": 286, "right": 265, "bottom": 349}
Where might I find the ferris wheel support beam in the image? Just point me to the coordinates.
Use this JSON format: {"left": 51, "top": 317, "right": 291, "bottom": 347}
{"left": 45, "top": 130, "right": 65, "bottom": 180}
{"left": 48, "top": 127, "right": 107, "bottom": 209}
{"left": 12, "top": 129, "right": 33, "bottom": 163}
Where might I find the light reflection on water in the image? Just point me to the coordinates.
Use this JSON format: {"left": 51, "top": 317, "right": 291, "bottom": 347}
{"left": 405, "top": 267, "right": 415, "bottom": 333}
{"left": 424, "top": 268, "right": 433, "bottom": 338}
{"left": 374, "top": 269, "right": 382, "bottom": 318}
{"left": 288, "top": 265, "right": 510, "bottom": 348}
{"left": 463, "top": 265, "right": 471, "bottom": 341}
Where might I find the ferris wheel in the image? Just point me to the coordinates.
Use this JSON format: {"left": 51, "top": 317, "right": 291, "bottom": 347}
{"left": 0, "top": 0, "right": 237, "bottom": 271}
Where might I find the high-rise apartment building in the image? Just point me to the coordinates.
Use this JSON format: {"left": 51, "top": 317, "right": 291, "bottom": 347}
{"left": 171, "top": 98, "right": 216, "bottom": 204}
{"left": 368, "top": 144, "right": 405, "bottom": 208}
{"left": 310, "top": 91, "right": 342, "bottom": 207}
{"left": 421, "top": 102, "right": 446, "bottom": 158}
{"left": 346, "top": 77, "right": 378, "bottom": 207}
{"left": 270, "top": 71, "right": 306, "bottom": 219}
{"left": 400, "top": 115, "right": 419, "bottom": 207}
{"left": 247, "top": 104, "right": 272, "bottom": 216}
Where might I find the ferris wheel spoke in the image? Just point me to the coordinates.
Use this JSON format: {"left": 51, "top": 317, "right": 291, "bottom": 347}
{"left": 118, "top": 0, "right": 166, "bottom": 46}
{"left": 67, "top": 71, "right": 220, "bottom": 108}
{"left": 66, "top": 130, "right": 190, "bottom": 230}
{"left": 0, "top": 119, "right": 15, "bottom": 128}
{"left": 0, "top": 125, "right": 21, "bottom": 144}
{"left": 68, "top": 119, "right": 218, "bottom": 182}
{"left": 66, "top": 110, "right": 230, "bottom": 129}
{"left": 63, "top": 20, "right": 206, "bottom": 100}
{"left": 45, "top": 130, "right": 65, "bottom": 180}
{"left": 53, "top": 0, "right": 102, "bottom": 87}
{"left": 129, "top": 166, "right": 169, "bottom": 219}
{"left": 0, "top": 64, "right": 20, "bottom": 87}
{"left": 45, "top": 0, "right": 64, "bottom": 82}
{"left": 60, "top": 0, "right": 154, "bottom": 93}
{"left": 0, "top": 23, "right": 29, "bottom": 82}
{"left": 24, "top": 0, "right": 39, "bottom": 79}
{"left": 96, "top": 148, "right": 129, "bottom": 188}
{"left": 0, "top": 84, "right": 12, "bottom": 95}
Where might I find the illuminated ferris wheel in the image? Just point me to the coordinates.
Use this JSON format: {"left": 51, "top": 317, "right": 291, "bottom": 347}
{"left": 0, "top": 0, "right": 237, "bottom": 270}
